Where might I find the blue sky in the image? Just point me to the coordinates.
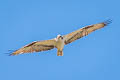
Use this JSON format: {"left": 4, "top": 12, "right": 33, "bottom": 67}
{"left": 0, "top": 0, "right": 120, "bottom": 80}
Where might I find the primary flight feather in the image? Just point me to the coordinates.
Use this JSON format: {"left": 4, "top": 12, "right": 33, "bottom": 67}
{"left": 10, "top": 19, "right": 112, "bottom": 56}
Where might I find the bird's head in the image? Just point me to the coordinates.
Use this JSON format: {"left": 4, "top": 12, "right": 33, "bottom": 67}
{"left": 57, "top": 34, "right": 63, "bottom": 40}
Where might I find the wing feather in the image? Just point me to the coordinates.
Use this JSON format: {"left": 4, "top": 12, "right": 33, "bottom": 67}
{"left": 64, "top": 19, "right": 112, "bottom": 44}
{"left": 10, "top": 39, "right": 56, "bottom": 55}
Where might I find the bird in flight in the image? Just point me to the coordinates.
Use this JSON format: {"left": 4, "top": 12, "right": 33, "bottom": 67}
{"left": 10, "top": 19, "right": 112, "bottom": 56}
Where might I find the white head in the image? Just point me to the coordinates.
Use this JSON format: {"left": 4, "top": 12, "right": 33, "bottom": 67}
{"left": 57, "top": 34, "right": 63, "bottom": 40}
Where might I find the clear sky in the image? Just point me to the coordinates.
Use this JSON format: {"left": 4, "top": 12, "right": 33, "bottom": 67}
{"left": 0, "top": 0, "right": 120, "bottom": 80}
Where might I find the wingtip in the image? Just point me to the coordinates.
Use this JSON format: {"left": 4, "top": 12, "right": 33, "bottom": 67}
{"left": 6, "top": 50, "right": 16, "bottom": 56}
{"left": 103, "top": 19, "right": 112, "bottom": 26}
{"left": 9, "top": 52, "right": 17, "bottom": 56}
{"left": 9, "top": 51, "right": 21, "bottom": 56}
{"left": 9, "top": 53, "right": 14, "bottom": 56}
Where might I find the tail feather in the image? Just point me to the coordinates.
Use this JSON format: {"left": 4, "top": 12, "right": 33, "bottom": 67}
{"left": 57, "top": 50, "right": 63, "bottom": 56}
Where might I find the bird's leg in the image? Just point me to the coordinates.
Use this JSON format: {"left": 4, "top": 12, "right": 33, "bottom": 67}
{"left": 57, "top": 50, "right": 63, "bottom": 56}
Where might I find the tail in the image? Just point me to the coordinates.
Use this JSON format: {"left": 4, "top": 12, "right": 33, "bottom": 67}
{"left": 57, "top": 50, "right": 63, "bottom": 56}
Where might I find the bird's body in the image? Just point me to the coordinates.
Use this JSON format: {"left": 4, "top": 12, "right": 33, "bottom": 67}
{"left": 10, "top": 19, "right": 112, "bottom": 56}
{"left": 55, "top": 35, "right": 65, "bottom": 56}
{"left": 56, "top": 37, "right": 64, "bottom": 51}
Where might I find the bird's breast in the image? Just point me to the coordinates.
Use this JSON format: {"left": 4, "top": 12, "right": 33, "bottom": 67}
{"left": 56, "top": 39, "right": 64, "bottom": 50}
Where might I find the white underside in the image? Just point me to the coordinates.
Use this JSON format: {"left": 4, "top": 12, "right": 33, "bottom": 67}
{"left": 56, "top": 39, "right": 65, "bottom": 51}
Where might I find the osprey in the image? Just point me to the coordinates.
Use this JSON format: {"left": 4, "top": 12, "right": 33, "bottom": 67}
{"left": 10, "top": 20, "right": 112, "bottom": 56}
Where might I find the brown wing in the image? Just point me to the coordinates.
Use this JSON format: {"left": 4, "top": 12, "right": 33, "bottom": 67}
{"left": 64, "top": 19, "right": 112, "bottom": 45}
{"left": 10, "top": 39, "right": 57, "bottom": 56}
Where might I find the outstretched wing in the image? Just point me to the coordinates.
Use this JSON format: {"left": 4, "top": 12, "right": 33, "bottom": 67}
{"left": 64, "top": 19, "right": 112, "bottom": 45}
{"left": 10, "top": 39, "right": 57, "bottom": 55}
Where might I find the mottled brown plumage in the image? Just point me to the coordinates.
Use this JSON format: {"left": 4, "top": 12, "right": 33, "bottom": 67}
{"left": 63, "top": 20, "right": 111, "bottom": 44}
{"left": 10, "top": 19, "right": 112, "bottom": 56}
{"left": 10, "top": 40, "right": 56, "bottom": 55}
